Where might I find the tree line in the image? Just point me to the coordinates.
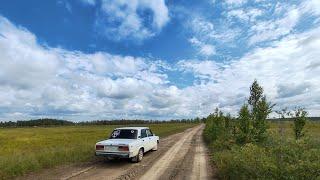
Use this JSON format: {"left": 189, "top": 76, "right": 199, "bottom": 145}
{"left": 0, "top": 118, "right": 202, "bottom": 128}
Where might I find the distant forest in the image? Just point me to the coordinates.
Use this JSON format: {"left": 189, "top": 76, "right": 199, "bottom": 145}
{"left": 0, "top": 118, "right": 203, "bottom": 127}
{"left": 268, "top": 117, "right": 320, "bottom": 121}
{"left": 0, "top": 117, "right": 319, "bottom": 128}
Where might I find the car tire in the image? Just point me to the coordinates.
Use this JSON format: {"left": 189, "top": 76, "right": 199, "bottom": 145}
{"left": 131, "top": 148, "right": 143, "bottom": 163}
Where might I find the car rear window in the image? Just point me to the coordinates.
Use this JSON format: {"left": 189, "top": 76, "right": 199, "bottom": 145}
{"left": 109, "top": 129, "right": 138, "bottom": 139}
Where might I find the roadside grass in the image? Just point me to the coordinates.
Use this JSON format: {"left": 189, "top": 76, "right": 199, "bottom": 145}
{"left": 205, "top": 121, "right": 320, "bottom": 179}
{"left": 269, "top": 121, "right": 320, "bottom": 139}
{"left": 0, "top": 123, "right": 196, "bottom": 179}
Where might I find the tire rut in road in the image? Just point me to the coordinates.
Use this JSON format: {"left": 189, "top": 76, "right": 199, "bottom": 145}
{"left": 159, "top": 130, "right": 198, "bottom": 180}
{"left": 138, "top": 125, "right": 202, "bottom": 180}
{"left": 190, "top": 127, "right": 211, "bottom": 180}
{"left": 157, "top": 125, "right": 209, "bottom": 180}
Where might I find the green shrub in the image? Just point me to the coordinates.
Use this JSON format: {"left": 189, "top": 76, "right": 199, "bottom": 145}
{"left": 293, "top": 108, "right": 308, "bottom": 139}
{"left": 236, "top": 104, "right": 252, "bottom": 144}
{"left": 213, "top": 143, "right": 278, "bottom": 180}
{"left": 212, "top": 137, "right": 320, "bottom": 180}
{"left": 204, "top": 108, "right": 226, "bottom": 143}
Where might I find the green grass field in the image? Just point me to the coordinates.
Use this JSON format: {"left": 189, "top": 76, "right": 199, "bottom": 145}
{"left": 0, "top": 123, "right": 196, "bottom": 179}
{"left": 269, "top": 121, "right": 320, "bottom": 136}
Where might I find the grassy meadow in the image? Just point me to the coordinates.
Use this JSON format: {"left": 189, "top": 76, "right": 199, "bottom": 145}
{"left": 0, "top": 123, "right": 196, "bottom": 179}
{"left": 269, "top": 120, "right": 320, "bottom": 139}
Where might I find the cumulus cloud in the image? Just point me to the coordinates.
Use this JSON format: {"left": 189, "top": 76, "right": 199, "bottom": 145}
{"left": 1, "top": 9, "right": 320, "bottom": 121}
{"left": 0, "top": 16, "right": 175, "bottom": 120}
{"left": 96, "top": 0, "right": 170, "bottom": 41}
{"left": 179, "top": 27, "right": 320, "bottom": 116}
{"left": 178, "top": 60, "right": 221, "bottom": 80}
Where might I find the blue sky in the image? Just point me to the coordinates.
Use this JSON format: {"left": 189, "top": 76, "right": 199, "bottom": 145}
{"left": 0, "top": 0, "right": 320, "bottom": 121}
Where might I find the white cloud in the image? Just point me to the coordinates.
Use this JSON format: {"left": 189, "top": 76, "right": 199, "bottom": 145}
{"left": 0, "top": 16, "right": 176, "bottom": 120}
{"left": 1, "top": 10, "right": 320, "bottom": 121}
{"left": 178, "top": 60, "right": 221, "bottom": 80}
{"left": 301, "top": 0, "right": 320, "bottom": 16}
{"left": 248, "top": 0, "right": 320, "bottom": 45}
{"left": 97, "top": 0, "right": 169, "bottom": 41}
{"left": 227, "top": 8, "right": 263, "bottom": 22}
{"left": 249, "top": 6, "right": 300, "bottom": 45}
{"left": 199, "top": 44, "right": 216, "bottom": 56}
{"left": 190, "top": 18, "right": 214, "bottom": 37}
{"left": 187, "top": 17, "right": 240, "bottom": 55}
{"left": 224, "top": 0, "right": 247, "bottom": 8}
{"left": 179, "top": 27, "right": 320, "bottom": 117}
{"left": 189, "top": 37, "right": 216, "bottom": 56}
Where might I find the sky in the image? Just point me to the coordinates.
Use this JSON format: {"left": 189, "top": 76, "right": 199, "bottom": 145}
{"left": 0, "top": 0, "right": 320, "bottom": 121}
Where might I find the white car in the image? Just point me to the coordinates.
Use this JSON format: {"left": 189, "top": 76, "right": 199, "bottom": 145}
{"left": 95, "top": 127, "right": 159, "bottom": 162}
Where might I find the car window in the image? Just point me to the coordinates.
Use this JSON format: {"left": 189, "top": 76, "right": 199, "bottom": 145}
{"left": 141, "top": 129, "right": 147, "bottom": 138}
{"left": 146, "top": 129, "right": 153, "bottom": 136}
{"left": 109, "top": 129, "right": 137, "bottom": 139}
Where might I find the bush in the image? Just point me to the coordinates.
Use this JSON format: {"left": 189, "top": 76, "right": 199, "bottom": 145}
{"left": 293, "top": 108, "right": 308, "bottom": 139}
{"left": 204, "top": 109, "right": 224, "bottom": 142}
{"left": 213, "top": 141, "right": 320, "bottom": 180}
{"left": 213, "top": 143, "right": 277, "bottom": 180}
{"left": 236, "top": 104, "right": 252, "bottom": 144}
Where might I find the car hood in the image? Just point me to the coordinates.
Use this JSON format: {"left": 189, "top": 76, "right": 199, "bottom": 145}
{"left": 96, "top": 139, "right": 136, "bottom": 146}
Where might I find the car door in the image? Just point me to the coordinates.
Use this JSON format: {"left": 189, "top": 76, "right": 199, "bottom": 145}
{"left": 140, "top": 129, "right": 151, "bottom": 151}
{"left": 146, "top": 129, "right": 156, "bottom": 149}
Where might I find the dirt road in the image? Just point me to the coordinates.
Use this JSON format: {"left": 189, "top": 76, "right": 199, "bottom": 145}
{"left": 18, "top": 125, "right": 213, "bottom": 180}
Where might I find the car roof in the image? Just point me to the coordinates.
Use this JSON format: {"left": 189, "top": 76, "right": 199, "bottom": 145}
{"left": 115, "top": 127, "right": 149, "bottom": 130}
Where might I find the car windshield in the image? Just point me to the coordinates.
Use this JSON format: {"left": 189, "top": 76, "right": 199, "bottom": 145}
{"left": 109, "top": 129, "right": 138, "bottom": 139}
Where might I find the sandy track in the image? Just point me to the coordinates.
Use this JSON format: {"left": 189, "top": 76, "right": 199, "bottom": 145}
{"left": 191, "top": 128, "right": 209, "bottom": 180}
{"left": 17, "top": 125, "right": 213, "bottom": 180}
{"left": 140, "top": 125, "right": 202, "bottom": 180}
{"left": 139, "top": 124, "right": 212, "bottom": 180}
